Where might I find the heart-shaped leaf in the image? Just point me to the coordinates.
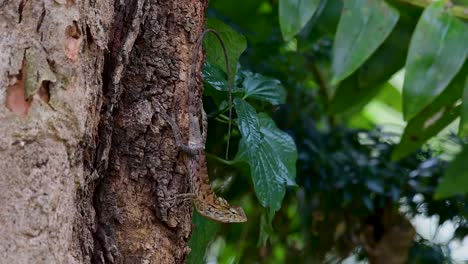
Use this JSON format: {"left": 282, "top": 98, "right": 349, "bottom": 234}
{"left": 242, "top": 70, "right": 286, "bottom": 105}
{"left": 233, "top": 100, "right": 297, "bottom": 218}
{"left": 205, "top": 19, "right": 247, "bottom": 80}
{"left": 233, "top": 97, "right": 262, "bottom": 145}
{"left": 203, "top": 61, "right": 228, "bottom": 92}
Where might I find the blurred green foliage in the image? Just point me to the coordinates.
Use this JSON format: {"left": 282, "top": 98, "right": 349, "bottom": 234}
{"left": 188, "top": 0, "right": 468, "bottom": 263}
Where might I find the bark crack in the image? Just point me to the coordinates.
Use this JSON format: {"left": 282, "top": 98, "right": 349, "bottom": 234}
{"left": 17, "top": 0, "right": 28, "bottom": 23}
{"left": 36, "top": 4, "right": 45, "bottom": 32}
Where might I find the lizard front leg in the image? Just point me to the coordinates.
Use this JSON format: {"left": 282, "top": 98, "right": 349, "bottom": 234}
{"left": 157, "top": 108, "right": 204, "bottom": 155}
{"left": 155, "top": 107, "right": 202, "bottom": 206}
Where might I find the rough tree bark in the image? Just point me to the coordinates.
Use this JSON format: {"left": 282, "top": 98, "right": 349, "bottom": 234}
{"left": 0, "top": 0, "right": 207, "bottom": 263}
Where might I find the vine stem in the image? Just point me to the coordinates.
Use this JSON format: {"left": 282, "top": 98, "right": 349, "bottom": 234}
{"left": 397, "top": 0, "right": 468, "bottom": 20}
{"left": 206, "top": 153, "right": 236, "bottom": 165}
{"left": 191, "top": 29, "right": 233, "bottom": 160}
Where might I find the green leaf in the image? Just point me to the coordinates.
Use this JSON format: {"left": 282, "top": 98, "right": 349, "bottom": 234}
{"left": 392, "top": 62, "right": 468, "bottom": 160}
{"left": 328, "top": 2, "right": 421, "bottom": 114}
{"left": 234, "top": 106, "right": 297, "bottom": 218}
{"left": 374, "top": 82, "right": 402, "bottom": 112}
{"left": 331, "top": 0, "right": 399, "bottom": 83}
{"left": 258, "top": 213, "right": 274, "bottom": 246}
{"left": 458, "top": 74, "right": 468, "bottom": 137}
{"left": 257, "top": 113, "right": 297, "bottom": 186}
{"left": 391, "top": 102, "right": 460, "bottom": 162}
{"left": 202, "top": 62, "right": 244, "bottom": 109}
{"left": 329, "top": 76, "right": 384, "bottom": 115}
{"left": 435, "top": 145, "right": 468, "bottom": 199}
{"left": 392, "top": 103, "right": 459, "bottom": 161}
{"left": 206, "top": 66, "right": 286, "bottom": 105}
{"left": 279, "top": 0, "right": 320, "bottom": 41}
{"left": 402, "top": 2, "right": 468, "bottom": 120}
{"left": 205, "top": 19, "right": 247, "bottom": 80}
{"left": 233, "top": 98, "right": 262, "bottom": 145}
{"left": 187, "top": 212, "right": 219, "bottom": 264}
{"left": 242, "top": 70, "right": 286, "bottom": 105}
{"left": 203, "top": 61, "right": 228, "bottom": 92}
{"left": 236, "top": 138, "right": 286, "bottom": 218}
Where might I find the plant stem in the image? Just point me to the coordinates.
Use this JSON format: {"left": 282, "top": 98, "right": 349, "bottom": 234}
{"left": 452, "top": 5, "right": 468, "bottom": 20}
{"left": 206, "top": 152, "right": 235, "bottom": 165}
{"left": 398, "top": 0, "right": 468, "bottom": 20}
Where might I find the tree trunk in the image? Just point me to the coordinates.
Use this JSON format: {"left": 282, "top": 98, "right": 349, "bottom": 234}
{"left": 0, "top": 0, "right": 206, "bottom": 263}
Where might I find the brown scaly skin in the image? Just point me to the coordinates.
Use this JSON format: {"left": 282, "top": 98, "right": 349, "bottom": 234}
{"left": 189, "top": 113, "right": 247, "bottom": 223}
{"left": 157, "top": 29, "right": 247, "bottom": 223}
{"left": 157, "top": 95, "right": 247, "bottom": 223}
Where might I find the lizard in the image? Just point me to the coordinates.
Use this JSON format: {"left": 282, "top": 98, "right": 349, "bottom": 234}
{"left": 158, "top": 29, "right": 247, "bottom": 223}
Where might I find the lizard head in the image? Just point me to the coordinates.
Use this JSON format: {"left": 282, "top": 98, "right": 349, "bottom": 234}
{"left": 194, "top": 198, "right": 247, "bottom": 223}
{"left": 223, "top": 205, "right": 247, "bottom": 223}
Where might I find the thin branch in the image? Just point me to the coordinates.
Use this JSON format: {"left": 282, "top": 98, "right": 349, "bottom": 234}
{"left": 398, "top": 0, "right": 468, "bottom": 20}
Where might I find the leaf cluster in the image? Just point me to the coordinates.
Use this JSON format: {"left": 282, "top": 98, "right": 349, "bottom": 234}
{"left": 189, "top": 0, "right": 468, "bottom": 262}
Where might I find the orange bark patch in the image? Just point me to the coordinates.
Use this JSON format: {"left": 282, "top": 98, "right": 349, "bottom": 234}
{"left": 65, "top": 22, "right": 82, "bottom": 61}
{"left": 5, "top": 64, "right": 32, "bottom": 117}
{"left": 67, "top": 0, "right": 76, "bottom": 6}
